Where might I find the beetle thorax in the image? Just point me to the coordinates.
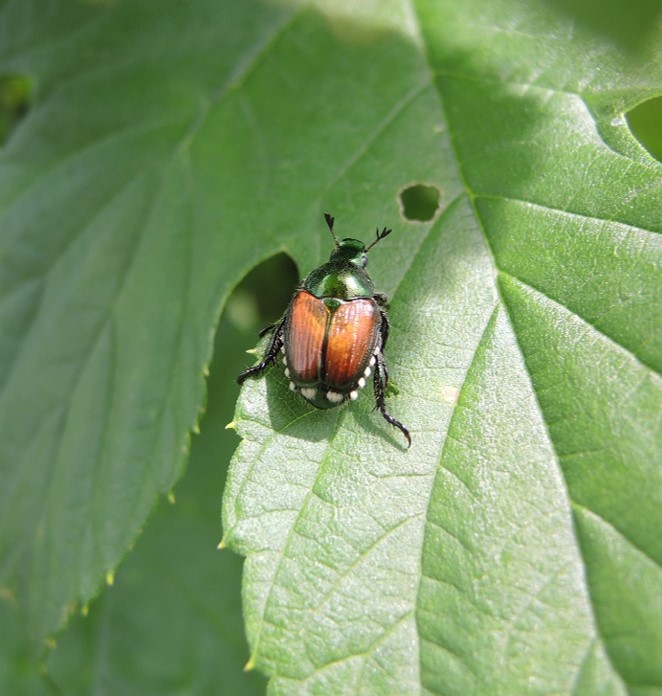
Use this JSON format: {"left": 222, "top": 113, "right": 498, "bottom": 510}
{"left": 304, "top": 259, "right": 374, "bottom": 300}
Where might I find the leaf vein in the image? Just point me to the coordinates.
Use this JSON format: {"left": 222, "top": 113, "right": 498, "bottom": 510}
{"left": 499, "top": 271, "right": 662, "bottom": 377}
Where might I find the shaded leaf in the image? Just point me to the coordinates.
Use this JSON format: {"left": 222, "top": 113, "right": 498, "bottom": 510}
{"left": 0, "top": 0, "right": 301, "bottom": 644}
{"left": 44, "top": 320, "right": 265, "bottom": 695}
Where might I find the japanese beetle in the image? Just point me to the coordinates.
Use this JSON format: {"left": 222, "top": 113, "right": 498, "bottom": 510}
{"left": 237, "top": 213, "right": 411, "bottom": 448}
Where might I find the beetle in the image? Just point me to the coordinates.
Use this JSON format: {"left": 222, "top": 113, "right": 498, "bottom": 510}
{"left": 237, "top": 213, "right": 411, "bottom": 448}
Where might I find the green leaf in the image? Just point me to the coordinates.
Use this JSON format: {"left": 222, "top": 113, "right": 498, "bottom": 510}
{"left": 0, "top": 601, "right": 52, "bottom": 696}
{"left": 0, "top": 314, "right": 264, "bottom": 693}
{"left": 0, "top": 0, "right": 302, "bottom": 645}
{"left": 0, "top": 0, "right": 660, "bottom": 693}
{"left": 221, "top": 0, "right": 662, "bottom": 694}
{"left": 42, "top": 319, "right": 265, "bottom": 695}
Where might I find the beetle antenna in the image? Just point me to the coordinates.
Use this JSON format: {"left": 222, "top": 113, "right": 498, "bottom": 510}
{"left": 365, "top": 226, "right": 392, "bottom": 253}
{"left": 323, "top": 213, "right": 340, "bottom": 248}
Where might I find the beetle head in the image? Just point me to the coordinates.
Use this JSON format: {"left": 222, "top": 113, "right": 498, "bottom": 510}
{"left": 330, "top": 238, "right": 368, "bottom": 268}
{"left": 323, "top": 213, "right": 392, "bottom": 269}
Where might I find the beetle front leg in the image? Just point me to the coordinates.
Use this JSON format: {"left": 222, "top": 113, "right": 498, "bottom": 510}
{"left": 237, "top": 319, "right": 285, "bottom": 385}
{"left": 372, "top": 351, "right": 411, "bottom": 448}
{"left": 373, "top": 292, "right": 389, "bottom": 308}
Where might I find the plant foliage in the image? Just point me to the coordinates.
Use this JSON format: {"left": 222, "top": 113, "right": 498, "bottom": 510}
{"left": 0, "top": 0, "right": 660, "bottom": 693}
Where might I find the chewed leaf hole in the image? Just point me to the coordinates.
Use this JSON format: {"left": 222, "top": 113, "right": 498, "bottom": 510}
{"left": 626, "top": 96, "right": 662, "bottom": 163}
{"left": 0, "top": 75, "right": 32, "bottom": 147}
{"left": 227, "top": 253, "right": 298, "bottom": 333}
{"left": 398, "top": 183, "right": 442, "bottom": 222}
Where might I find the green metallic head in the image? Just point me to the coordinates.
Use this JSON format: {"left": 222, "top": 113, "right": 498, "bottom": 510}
{"left": 323, "top": 213, "right": 392, "bottom": 269}
{"left": 304, "top": 213, "right": 394, "bottom": 301}
{"left": 330, "top": 238, "right": 368, "bottom": 268}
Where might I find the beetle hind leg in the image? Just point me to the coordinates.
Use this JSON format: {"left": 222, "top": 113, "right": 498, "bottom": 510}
{"left": 237, "top": 319, "right": 285, "bottom": 385}
{"left": 372, "top": 351, "right": 411, "bottom": 448}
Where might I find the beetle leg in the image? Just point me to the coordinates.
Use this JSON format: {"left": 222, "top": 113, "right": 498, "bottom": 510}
{"left": 237, "top": 319, "right": 285, "bottom": 385}
{"left": 373, "top": 293, "right": 389, "bottom": 308}
{"left": 377, "top": 310, "right": 391, "bottom": 388}
{"left": 372, "top": 350, "right": 411, "bottom": 448}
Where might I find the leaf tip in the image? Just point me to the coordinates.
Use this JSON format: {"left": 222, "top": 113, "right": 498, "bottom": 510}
{"left": 244, "top": 656, "right": 256, "bottom": 672}
{"left": 216, "top": 538, "right": 227, "bottom": 550}
{"left": 225, "top": 421, "right": 236, "bottom": 431}
{"left": 167, "top": 491, "right": 176, "bottom": 505}
{"left": 105, "top": 571, "right": 115, "bottom": 587}
{"left": 81, "top": 604, "right": 89, "bottom": 617}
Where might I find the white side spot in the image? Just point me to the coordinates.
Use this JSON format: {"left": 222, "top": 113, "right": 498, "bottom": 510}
{"left": 364, "top": 366, "right": 371, "bottom": 378}
{"left": 283, "top": 355, "right": 288, "bottom": 366}
{"left": 284, "top": 368, "right": 290, "bottom": 378}
{"left": 327, "top": 391, "right": 344, "bottom": 404}
{"left": 301, "top": 387, "right": 316, "bottom": 400}
{"left": 289, "top": 382, "right": 296, "bottom": 391}
{"left": 350, "top": 390, "right": 358, "bottom": 401}
{"left": 281, "top": 346, "right": 285, "bottom": 354}
{"left": 369, "top": 355, "right": 376, "bottom": 367}
{"left": 358, "top": 377, "right": 366, "bottom": 388}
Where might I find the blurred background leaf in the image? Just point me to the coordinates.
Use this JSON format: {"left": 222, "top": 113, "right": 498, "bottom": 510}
{"left": 44, "top": 312, "right": 271, "bottom": 695}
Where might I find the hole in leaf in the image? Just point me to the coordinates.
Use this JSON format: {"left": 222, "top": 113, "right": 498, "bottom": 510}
{"left": 226, "top": 253, "right": 299, "bottom": 334}
{"left": 541, "top": 0, "right": 662, "bottom": 52}
{"left": 626, "top": 96, "right": 662, "bottom": 163}
{"left": 0, "top": 75, "right": 32, "bottom": 147}
{"left": 398, "top": 183, "right": 441, "bottom": 222}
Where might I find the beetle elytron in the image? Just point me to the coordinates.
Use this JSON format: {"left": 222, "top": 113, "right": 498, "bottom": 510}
{"left": 237, "top": 213, "right": 410, "bottom": 448}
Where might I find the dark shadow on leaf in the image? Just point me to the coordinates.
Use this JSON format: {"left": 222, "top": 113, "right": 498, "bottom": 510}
{"left": 353, "top": 405, "right": 410, "bottom": 451}
{"left": 264, "top": 366, "right": 338, "bottom": 443}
